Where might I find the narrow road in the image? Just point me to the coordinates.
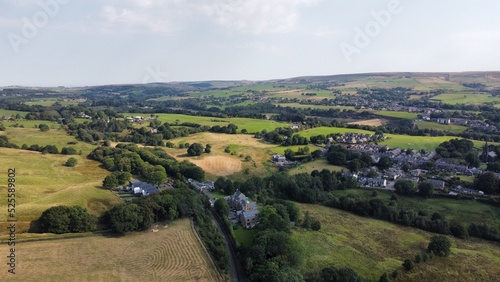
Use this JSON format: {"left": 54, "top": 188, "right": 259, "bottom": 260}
{"left": 211, "top": 210, "right": 245, "bottom": 282}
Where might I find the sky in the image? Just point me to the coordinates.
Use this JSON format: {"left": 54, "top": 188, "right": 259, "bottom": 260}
{"left": 1, "top": 0, "right": 499, "bottom": 87}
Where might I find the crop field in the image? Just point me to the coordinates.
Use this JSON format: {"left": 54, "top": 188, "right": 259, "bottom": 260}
{"left": 430, "top": 93, "right": 500, "bottom": 105}
{"left": 415, "top": 121, "right": 468, "bottom": 134}
{"left": 295, "top": 203, "right": 500, "bottom": 282}
{"left": 125, "top": 113, "right": 292, "bottom": 133}
{"left": 0, "top": 218, "right": 222, "bottom": 282}
{"left": 0, "top": 148, "right": 120, "bottom": 233}
{"left": 375, "top": 111, "right": 418, "bottom": 120}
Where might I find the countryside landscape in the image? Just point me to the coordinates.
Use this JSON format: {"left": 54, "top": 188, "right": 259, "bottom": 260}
{"left": 1, "top": 72, "right": 500, "bottom": 281}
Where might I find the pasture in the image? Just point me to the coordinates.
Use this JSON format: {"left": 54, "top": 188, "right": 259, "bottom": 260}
{"left": 375, "top": 111, "right": 418, "bottom": 120}
{"left": 288, "top": 159, "right": 346, "bottom": 175}
{"left": 163, "top": 132, "right": 278, "bottom": 178}
{"left": 125, "top": 113, "right": 292, "bottom": 133}
{"left": 0, "top": 148, "right": 120, "bottom": 232}
{"left": 431, "top": 93, "right": 500, "bottom": 105}
{"left": 415, "top": 121, "right": 467, "bottom": 134}
{"left": 0, "top": 218, "right": 222, "bottom": 282}
{"left": 295, "top": 203, "right": 500, "bottom": 282}
{"left": 297, "top": 126, "right": 374, "bottom": 138}
{"left": 2, "top": 127, "right": 97, "bottom": 155}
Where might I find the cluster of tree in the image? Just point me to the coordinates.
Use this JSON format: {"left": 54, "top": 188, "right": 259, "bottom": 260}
{"left": 326, "top": 145, "right": 373, "bottom": 172}
{"left": 88, "top": 144, "right": 205, "bottom": 182}
{"left": 474, "top": 172, "right": 500, "bottom": 194}
{"left": 400, "top": 235, "right": 451, "bottom": 274}
{"left": 214, "top": 170, "right": 358, "bottom": 205}
{"left": 394, "top": 180, "right": 435, "bottom": 198}
{"left": 283, "top": 146, "right": 322, "bottom": 162}
{"left": 209, "top": 123, "right": 238, "bottom": 134}
{"left": 435, "top": 138, "right": 475, "bottom": 160}
{"left": 0, "top": 135, "right": 19, "bottom": 149}
{"left": 242, "top": 204, "right": 304, "bottom": 281}
{"left": 102, "top": 188, "right": 229, "bottom": 271}
{"left": 102, "top": 171, "right": 133, "bottom": 189}
{"left": 187, "top": 143, "right": 211, "bottom": 156}
{"left": 37, "top": 206, "right": 96, "bottom": 234}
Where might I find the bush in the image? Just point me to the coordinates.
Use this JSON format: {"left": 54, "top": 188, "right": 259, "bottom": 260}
{"left": 402, "top": 259, "right": 414, "bottom": 271}
{"left": 38, "top": 123, "right": 50, "bottom": 131}
{"left": 65, "top": 157, "right": 78, "bottom": 167}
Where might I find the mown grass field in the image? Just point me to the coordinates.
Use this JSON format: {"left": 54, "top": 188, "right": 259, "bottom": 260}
{"left": 415, "top": 121, "right": 468, "bottom": 134}
{"left": 288, "top": 159, "right": 346, "bottom": 175}
{"left": 295, "top": 203, "right": 500, "bottom": 282}
{"left": 375, "top": 111, "right": 418, "bottom": 120}
{"left": 0, "top": 148, "right": 120, "bottom": 232}
{"left": 0, "top": 109, "right": 29, "bottom": 117}
{"left": 0, "top": 218, "right": 222, "bottom": 282}
{"left": 125, "top": 113, "right": 292, "bottom": 133}
{"left": 297, "top": 126, "right": 374, "bottom": 138}
{"left": 431, "top": 93, "right": 500, "bottom": 105}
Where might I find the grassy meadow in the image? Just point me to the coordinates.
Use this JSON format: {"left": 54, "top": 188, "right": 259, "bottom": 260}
{"left": 0, "top": 148, "right": 120, "bottom": 232}
{"left": 2, "top": 127, "right": 97, "bottom": 155}
{"left": 328, "top": 189, "right": 500, "bottom": 230}
{"left": 0, "top": 218, "right": 222, "bottom": 282}
{"left": 375, "top": 111, "right": 418, "bottom": 120}
{"left": 296, "top": 203, "right": 500, "bottom": 282}
{"left": 274, "top": 103, "right": 355, "bottom": 111}
{"left": 415, "top": 121, "right": 468, "bottom": 134}
{"left": 431, "top": 93, "right": 500, "bottom": 105}
{"left": 125, "top": 113, "right": 292, "bottom": 133}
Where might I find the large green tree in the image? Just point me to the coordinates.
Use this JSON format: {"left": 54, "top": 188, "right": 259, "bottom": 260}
{"left": 187, "top": 143, "right": 204, "bottom": 156}
{"left": 474, "top": 172, "right": 499, "bottom": 194}
{"left": 38, "top": 206, "right": 96, "bottom": 234}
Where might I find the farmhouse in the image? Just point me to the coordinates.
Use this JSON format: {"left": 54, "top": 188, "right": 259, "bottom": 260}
{"left": 129, "top": 179, "right": 160, "bottom": 196}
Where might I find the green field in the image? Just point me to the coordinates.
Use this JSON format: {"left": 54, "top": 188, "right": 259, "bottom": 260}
{"left": 431, "top": 93, "right": 500, "bottom": 105}
{"left": 297, "top": 127, "right": 374, "bottom": 138}
{"left": 296, "top": 203, "right": 500, "bottom": 282}
{"left": 375, "top": 111, "right": 418, "bottom": 120}
{"left": 2, "top": 127, "right": 97, "bottom": 155}
{"left": 0, "top": 148, "right": 120, "bottom": 232}
{"left": 288, "top": 159, "right": 346, "bottom": 175}
{"left": 275, "top": 103, "right": 355, "bottom": 111}
{"left": 125, "top": 113, "right": 292, "bottom": 133}
{"left": 415, "top": 121, "right": 468, "bottom": 134}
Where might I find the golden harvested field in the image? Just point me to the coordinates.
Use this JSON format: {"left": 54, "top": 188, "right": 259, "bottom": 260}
{"left": 0, "top": 218, "right": 222, "bottom": 282}
{"left": 0, "top": 148, "right": 121, "bottom": 232}
{"left": 189, "top": 155, "right": 242, "bottom": 176}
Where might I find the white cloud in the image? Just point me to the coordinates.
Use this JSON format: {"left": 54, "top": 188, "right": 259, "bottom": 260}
{"left": 95, "top": 0, "right": 320, "bottom": 34}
